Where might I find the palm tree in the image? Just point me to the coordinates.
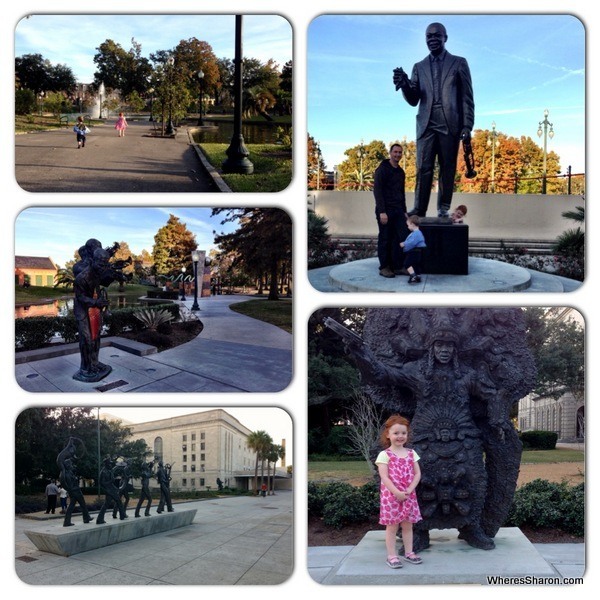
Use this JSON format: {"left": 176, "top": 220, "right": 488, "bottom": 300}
{"left": 246, "top": 430, "right": 272, "bottom": 495}
{"left": 54, "top": 266, "right": 75, "bottom": 288}
{"left": 266, "top": 444, "right": 285, "bottom": 495}
{"left": 553, "top": 204, "right": 585, "bottom": 260}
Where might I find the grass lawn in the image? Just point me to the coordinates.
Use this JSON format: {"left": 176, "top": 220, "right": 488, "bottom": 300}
{"left": 228, "top": 298, "right": 292, "bottom": 333}
{"left": 198, "top": 143, "right": 292, "bottom": 192}
{"left": 308, "top": 448, "right": 585, "bottom": 483}
{"left": 16, "top": 114, "right": 101, "bottom": 134}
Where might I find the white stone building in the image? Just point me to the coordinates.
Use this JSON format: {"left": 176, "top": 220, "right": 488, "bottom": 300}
{"left": 127, "top": 409, "right": 287, "bottom": 492}
{"left": 517, "top": 308, "right": 584, "bottom": 442}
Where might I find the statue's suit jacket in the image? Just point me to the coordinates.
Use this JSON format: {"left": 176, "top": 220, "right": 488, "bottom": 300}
{"left": 402, "top": 51, "right": 474, "bottom": 139}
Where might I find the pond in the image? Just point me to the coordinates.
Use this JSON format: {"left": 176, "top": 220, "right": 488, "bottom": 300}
{"left": 193, "top": 119, "right": 290, "bottom": 145}
{"left": 15, "top": 295, "right": 150, "bottom": 319}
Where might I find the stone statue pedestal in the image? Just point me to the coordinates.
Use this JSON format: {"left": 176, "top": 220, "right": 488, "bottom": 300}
{"left": 318, "top": 528, "right": 559, "bottom": 585}
{"left": 24, "top": 508, "right": 196, "bottom": 556}
{"left": 421, "top": 222, "right": 469, "bottom": 275}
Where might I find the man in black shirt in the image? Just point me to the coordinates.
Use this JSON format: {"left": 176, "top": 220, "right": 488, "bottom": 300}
{"left": 373, "top": 143, "right": 409, "bottom": 277}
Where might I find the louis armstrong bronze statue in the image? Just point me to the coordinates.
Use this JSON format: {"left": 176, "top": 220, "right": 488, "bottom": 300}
{"left": 394, "top": 23, "right": 475, "bottom": 218}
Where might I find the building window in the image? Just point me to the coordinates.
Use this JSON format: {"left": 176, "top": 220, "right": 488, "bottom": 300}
{"left": 183, "top": 465, "right": 187, "bottom": 472}
{"left": 191, "top": 464, "right": 196, "bottom": 472}
{"left": 183, "top": 455, "right": 187, "bottom": 462}
{"left": 201, "top": 442, "right": 205, "bottom": 450}
{"left": 201, "top": 464, "right": 205, "bottom": 471}
{"left": 200, "top": 478, "right": 205, "bottom": 487}
{"left": 192, "top": 454, "right": 196, "bottom": 462}
{"left": 182, "top": 478, "right": 187, "bottom": 486}
{"left": 201, "top": 432, "right": 205, "bottom": 440}
{"left": 154, "top": 437, "right": 163, "bottom": 462}
{"left": 182, "top": 444, "right": 187, "bottom": 451}
{"left": 191, "top": 478, "right": 195, "bottom": 487}
{"left": 192, "top": 433, "right": 196, "bottom": 441}
{"left": 201, "top": 454, "right": 205, "bottom": 461}
{"left": 192, "top": 443, "right": 196, "bottom": 451}
{"left": 183, "top": 434, "right": 187, "bottom": 442}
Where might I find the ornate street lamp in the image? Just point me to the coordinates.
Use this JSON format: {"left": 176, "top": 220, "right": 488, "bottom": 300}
{"left": 487, "top": 122, "right": 500, "bottom": 193}
{"left": 180, "top": 266, "right": 186, "bottom": 301}
{"left": 357, "top": 139, "right": 366, "bottom": 190}
{"left": 401, "top": 135, "right": 410, "bottom": 172}
{"left": 537, "top": 109, "right": 555, "bottom": 194}
{"left": 197, "top": 70, "right": 204, "bottom": 126}
{"left": 314, "top": 140, "right": 321, "bottom": 190}
{"left": 191, "top": 250, "right": 201, "bottom": 311}
{"left": 165, "top": 56, "right": 175, "bottom": 135}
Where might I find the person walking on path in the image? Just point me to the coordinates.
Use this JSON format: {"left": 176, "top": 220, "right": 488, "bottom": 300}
{"left": 73, "top": 116, "right": 89, "bottom": 149}
{"left": 115, "top": 112, "right": 128, "bottom": 137}
{"left": 44, "top": 479, "right": 59, "bottom": 514}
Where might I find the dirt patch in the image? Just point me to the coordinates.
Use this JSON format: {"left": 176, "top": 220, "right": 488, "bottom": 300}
{"left": 118, "top": 321, "right": 203, "bottom": 351}
{"left": 308, "top": 462, "right": 585, "bottom": 547}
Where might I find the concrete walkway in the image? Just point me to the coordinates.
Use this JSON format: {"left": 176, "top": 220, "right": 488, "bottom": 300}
{"left": 15, "top": 295, "right": 292, "bottom": 393}
{"left": 15, "top": 491, "right": 293, "bottom": 585}
{"left": 15, "top": 119, "right": 219, "bottom": 193}
{"left": 308, "top": 257, "right": 582, "bottom": 293}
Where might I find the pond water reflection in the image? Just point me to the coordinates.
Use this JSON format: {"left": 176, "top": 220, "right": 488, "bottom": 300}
{"left": 194, "top": 119, "right": 290, "bottom": 145}
{"left": 15, "top": 295, "right": 147, "bottom": 319}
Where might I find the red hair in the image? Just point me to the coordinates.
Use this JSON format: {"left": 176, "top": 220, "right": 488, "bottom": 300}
{"left": 380, "top": 415, "right": 410, "bottom": 447}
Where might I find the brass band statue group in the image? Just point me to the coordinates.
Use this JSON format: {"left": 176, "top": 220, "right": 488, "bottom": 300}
{"left": 56, "top": 437, "right": 174, "bottom": 527}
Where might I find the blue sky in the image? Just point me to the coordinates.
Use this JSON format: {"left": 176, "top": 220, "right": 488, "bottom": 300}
{"left": 308, "top": 14, "right": 585, "bottom": 174}
{"left": 15, "top": 207, "right": 242, "bottom": 268}
{"left": 15, "top": 14, "right": 292, "bottom": 82}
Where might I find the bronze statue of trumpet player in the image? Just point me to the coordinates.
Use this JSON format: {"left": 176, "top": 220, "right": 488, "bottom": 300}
{"left": 393, "top": 22, "right": 475, "bottom": 217}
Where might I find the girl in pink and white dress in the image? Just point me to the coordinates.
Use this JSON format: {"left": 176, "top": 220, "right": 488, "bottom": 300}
{"left": 115, "top": 112, "right": 128, "bottom": 137}
{"left": 375, "top": 414, "right": 423, "bottom": 568}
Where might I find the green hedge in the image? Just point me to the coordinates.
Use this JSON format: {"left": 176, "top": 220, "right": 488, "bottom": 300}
{"left": 15, "top": 304, "right": 180, "bottom": 351}
{"left": 308, "top": 477, "right": 584, "bottom": 537}
{"left": 519, "top": 430, "right": 558, "bottom": 450}
{"left": 308, "top": 480, "right": 379, "bottom": 529}
{"left": 506, "top": 479, "right": 584, "bottom": 536}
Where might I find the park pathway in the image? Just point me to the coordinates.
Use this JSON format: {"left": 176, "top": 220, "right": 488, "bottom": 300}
{"left": 15, "top": 118, "right": 219, "bottom": 193}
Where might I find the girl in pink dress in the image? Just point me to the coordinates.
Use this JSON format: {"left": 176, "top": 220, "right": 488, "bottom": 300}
{"left": 375, "top": 414, "right": 423, "bottom": 568}
{"left": 115, "top": 112, "right": 128, "bottom": 137}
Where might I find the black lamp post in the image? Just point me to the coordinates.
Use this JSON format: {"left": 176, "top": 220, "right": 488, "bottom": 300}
{"left": 487, "top": 122, "right": 500, "bottom": 193}
{"left": 165, "top": 56, "right": 175, "bottom": 135}
{"left": 191, "top": 250, "right": 201, "bottom": 311}
{"left": 197, "top": 70, "right": 204, "bottom": 126}
{"left": 222, "top": 15, "right": 254, "bottom": 174}
{"left": 537, "top": 108, "right": 555, "bottom": 195}
{"left": 180, "top": 267, "right": 186, "bottom": 301}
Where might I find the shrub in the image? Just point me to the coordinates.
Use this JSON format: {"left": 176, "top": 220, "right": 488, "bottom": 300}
{"left": 506, "top": 479, "right": 584, "bottom": 536}
{"left": 134, "top": 308, "right": 175, "bottom": 331}
{"left": 308, "top": 480, "right": 379, "bottom": 528}
{"left": 519, "top": 430, "right": 558, "bottom": 450}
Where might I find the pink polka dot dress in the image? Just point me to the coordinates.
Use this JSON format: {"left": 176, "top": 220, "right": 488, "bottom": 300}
{"left": 376, "top": 448, "right": 423, "bottom": 525}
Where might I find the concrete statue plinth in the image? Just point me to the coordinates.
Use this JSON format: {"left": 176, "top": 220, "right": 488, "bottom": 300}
{"left": 421, "top": 222, "right": 469, "bottom": 275}
{"left": 321, "top": 528, "right": 557, "bottom": 585}
{"left": 24, "top": 508, "right": 197, "bottom": 556}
